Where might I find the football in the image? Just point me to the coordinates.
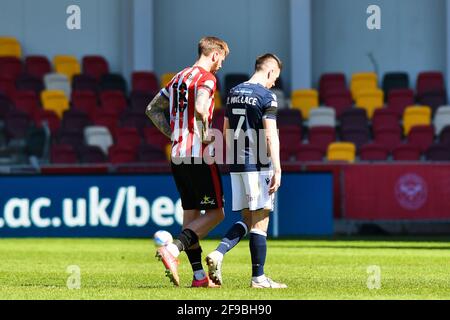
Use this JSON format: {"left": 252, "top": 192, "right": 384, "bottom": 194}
{"left": 153, "top": 230, "right": 173, "bottom": 247}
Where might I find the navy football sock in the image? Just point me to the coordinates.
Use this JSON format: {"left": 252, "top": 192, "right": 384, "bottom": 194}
{"left": 174, "top": 228, "right": 199, "bottom": 252}
{"left": 216, "top": 221, "right": 248, "bottom": 255}
{"left": 249, "top": 229, "right": 267, "bottom": 277}
{"left": 185, "top": 246, "right": 204, "bottom": 272}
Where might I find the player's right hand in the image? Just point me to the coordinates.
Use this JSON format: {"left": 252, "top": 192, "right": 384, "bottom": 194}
{"left": 269, "top": 170, "right": 281, "bottom": 195}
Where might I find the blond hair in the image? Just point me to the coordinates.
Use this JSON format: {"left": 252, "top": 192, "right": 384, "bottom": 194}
{"left": 198, "top": 36, "right": 230, "bottom": 58}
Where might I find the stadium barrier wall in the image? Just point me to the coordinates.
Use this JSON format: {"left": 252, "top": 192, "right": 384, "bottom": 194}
{"left": 0, "top": 173, "right": 334, "bottom": 238}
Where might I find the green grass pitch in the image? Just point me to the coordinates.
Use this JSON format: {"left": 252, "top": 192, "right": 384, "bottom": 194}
{"left": 0, "top": 237, "right": 449, "bottom": 300}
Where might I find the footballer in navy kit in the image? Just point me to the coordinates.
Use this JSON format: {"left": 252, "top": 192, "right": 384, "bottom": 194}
{"left": 206, "top": 53, "right": 287, "bottom": 289}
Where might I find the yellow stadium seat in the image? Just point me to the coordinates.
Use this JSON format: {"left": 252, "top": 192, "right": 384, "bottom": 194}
{"left": 327, "top": 142, "right": 356, "bottom": 163}
{"left": 214, "top": 91, "right": 222, "bottom": 109}
{"left": 351, "top": 72, "right": 378, "bottom": 100}
{"left": 53, "top": 55, "right": 81, "bottom": 81}
{"left": 355, "top": 88, "right": 384, "bottom": 119}
{"left": 41, "top": 90, "right": 69, "bottom": 118}
{"left": 403, "top": 106, "right": 431, "bottom": 135}
{"left": 291, "top": 89, "right": 319, "bottom": 119}
{"left": 161, "top": 72, "right": 177, "bottom": 88}
{"left": 0, "top": 37, "right": 21, "bottom": 58}
{"left": 165, "top": 143, "right": 172, "bottom": 161}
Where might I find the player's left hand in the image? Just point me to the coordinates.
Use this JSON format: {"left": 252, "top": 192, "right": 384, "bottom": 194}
{"left": 269, "top": 170, "right": 281, "bottom": 195}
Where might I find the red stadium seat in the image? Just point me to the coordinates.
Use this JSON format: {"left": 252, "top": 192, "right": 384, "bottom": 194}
{"left": 0, "top": 75, "right": 16, "bottom": 98}
{"left": 359, "top": 144, "right": 389, "bottom": 161}
{"left": 143, "top": 127, "right": 170, "bottom": 150}
{"left": 324, "top": 89, "right": 353, "bottom": 117}
{"left": 108, "top": 145, "right": 137, "bottom": 164}
{"left": 279, "top": 126, "right": 302, "bottom": 153}
{"left": 296, "top": 144, "right": 325, "bottom": 162}
{"left": 308, "top": 126, "right": 336, "bottom": 152}
{"left": 387, "top": 89, "right": 414, "bottom": 117}
{"left": 341, "top": 127, "right": 370, "bottom": 150}
{"left": 372, "top": 108, "right": 400, "bottom": 131}
{"left": 319, "top": 73, "right": 347, "bottom": 102}
{"left": 114, "top": 127, "right": 141, "bottom": 151}
{"left": 12, "top": 91, "right": 40, "bottom": 117}
{"left": 5, "top": 109, "right": 31, "bottom": 140}
{"left": 99, "top": 90, "right": 127, "bottom": 114}
{"left": 16, "top": 74, "right": 44, "bottom": 94}
{"left": 82, "top": 55, "right": 109, "bottom": 81}
{"left": 24, "top": 56, "right": 51, "bottom": 80}
{"left": 71, "top": 90, "right": 98, "bottom": 120}
{"left": 425, "top": 144, "right": 450, "bottom": 161}
{"left": 34, "top": 109, "right": 61, "bottom": 134}
{"left": 51, "top": 144, "right": 78, "bottom": 164}
{"left": 374, "top": 126, "right": 403, "bottom": 152}
{"left": 392, "top": 144, "right": 421, "bottom": 161}
{"left": 132, "top": 71, "right": 159, "bottom": 93}
{"left": 93, "top": 109, "right": 119, "bottom": 134}
{"left": 137, "top": 144, "right": 167, "bottom": 163}
{"left": 0, "top": 57, "right": 22, "bottom": 79}
{"left": 407, "top": 125, "right": 435, "bottom": 152}
{"left": 416, "top": 71, "right": 445, "bottom": 96}
{"left": 277, "top": 109, "right": 303, "bottom": 128}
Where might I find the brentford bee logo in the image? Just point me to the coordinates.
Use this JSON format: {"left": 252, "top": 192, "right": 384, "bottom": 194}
{"left": 395, "top": 174, "right": 428, "bottom": 210}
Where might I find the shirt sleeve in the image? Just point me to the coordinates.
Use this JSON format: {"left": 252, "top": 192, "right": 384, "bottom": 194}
{"left": 262, "top": 92, "right": 278, "bottom": 120}
{"left": 197, "top": 73, "right": 217, "bottom": 98}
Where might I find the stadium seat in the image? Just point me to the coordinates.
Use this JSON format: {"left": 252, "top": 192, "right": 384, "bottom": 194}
{"left": 41, "top": 90, "right": 69, "bottom": 118}
{"left": 339, "top": 108, "right": 368, "bottom": 131}
{"left": 72, "top": 74, "right": 98, "bottom": 92}
{"left": 341, "top": 127, "right": 371, "bottom": 150}
{"left": 0, "top": 93, "right": 12, "bottom": 121}
{"left": 143, "top": 127, "right": 171, "bottom": 150}
{"left": 51, "top": 144, "right": 78, "bottom": 164}
{"left": 84, "top": 125, "right": 113, "bottom": 155}
{"left": 0, "top": 75, "right": 17, "bottom": 98}
{"left": 359, "top": 144, "right": 389, "bottom": 161}
{"left": 120, "top": 108, "right": 151, "bottom": 132}
{"left": 99, "top": 73, "right": 127, "bottom": 93}
{"left": 92, "top": 109, "right": 119, "bottom": 134}
{"left": 323, "top": 89, "right": 353, "bottom": 117}
{"left": 25, "top": 126, "right": 47, "bottom": 159}
{"left": 33, "top": 109, "right": 61, "bottom": 134}
{"left": 308, "top": 107, "right": 336, "bottom": 128}
{"left": 53, "top": 55, "right": 81, "bottom": 81}
{"left": 24, "top": 56, "right": 52, "bottom": 80}
{"left": 277, "top": 109, "right": 302, "bottom": 128}
{"left": 214, "top": 91, "right": 222, "bottom": 109}
{"left": 12, "top": 91, "right": 40, "bottom": 117}
{"left": 132, "top": 71, "right": 159, "bottom": 94}
{"left": 308, "top": 126, "right": 336, "bottom": 152}
{"left": 279, "top": 126, "right": 302, "bottom": 153}
{"left": 296, "top": 144, "right": 325, "bottom": 162}
{"left": 416, "top": 71, "right": 445, "bottom": 97}
{"left": 78, "top": 145, "right": 107, "bottom": 164}
{"left": 291, "top": 89, "right": 319, "bottom": 119}
{"left": 319, "top": 73, "right": 347, "bottom": 102}
{"left": 382, "top": 72, "right": 409, "bottom": 98}
{"left": 355, "top": 88, "right": 384, "bottom": 119}
{"left": 407, "top": 125, "right": 435, "bottom": 152}
{"left": 417, "top": 92, "right": 447, "bottom": 115}
{"left": 439, "top": 126, "right": 450, "bottom": 146}
{"left": 99, "top": 90, "right": 127, "bottom": 114}
{"left": 16, "top": 74, "right": 45, "bottom": 94}
{"left": 350, "top": 72, "right": 378, "bottom": 100}
{"left": 374, "top": 126, "right": 402, "bottom": 152}
{"left": 403, "top": 106, "right": 432, "bottom": 135}
{"left": 4, "top": 109, "right": 32, "bottom": 141}
{"left": 0, "top": 37, "right": 21, "bottom": 58}
{"left": 387, "top": 89, "right": 415, "bottom": 118}
{"left": 82, "top": 55, "right": 109, "bottom": 81}
{"left": 160, "top": 72, "right": 177, "bottom": 89}
{"left": 425, "top": 144, "right": 450, "bottom": 161}
{"left": 71, "top": 90, "right": 98, "bottom": 120}
{"left": 113, "top": 127, "right": 142, "bottom": 151}
{"left": 392, "top": 144, "right": 421, "bottom": 161}
{"left": 56, "top": 128, "right": 85, "bottom": 148}
{"left": 372, "top": 108, "right": 400, "bottom": 131}
{"left": 0, "top": 57, "right": 23, "bottom": 79}
{"left": 130, "top": 91, "right": 154, "bottom": 113}
{"left": 224, "top": 73, "right": 249, "bottom": 95}
{"left": 137, "top": 144, "right": 168, "bottom": 163}
{"left": 327, "top": 142, "right": 356, "bottom": 162}
{"left": 108, "top": 144, "right": 137, "bottom": 164}
{"left": 61, "top": 109, "right": 91, "bottom": 131}
{"left": 44, "top": 73, "right": 71, "bottom": 98}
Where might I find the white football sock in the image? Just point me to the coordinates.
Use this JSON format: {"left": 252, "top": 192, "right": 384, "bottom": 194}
{"left": 166, "top": 243, "right": 180, "bottom": 257}
{"left": 252, "top": 275, "right": 267, "bottom": 283}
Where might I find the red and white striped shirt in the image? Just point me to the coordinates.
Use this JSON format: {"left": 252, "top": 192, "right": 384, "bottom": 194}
{"left": 160, "top": 66, "right": 217, "bottom": 158}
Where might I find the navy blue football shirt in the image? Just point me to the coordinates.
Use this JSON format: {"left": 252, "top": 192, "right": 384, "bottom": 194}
{"left": 225, "top": 82, "right": 278, "bottom": 173}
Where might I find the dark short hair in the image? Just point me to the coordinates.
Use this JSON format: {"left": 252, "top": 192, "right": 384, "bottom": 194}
{"left": 255, "top": 53, "right": 283, "bottom": 71}
{"left": 198, "top": 36, "right": 230, "bottom": 58}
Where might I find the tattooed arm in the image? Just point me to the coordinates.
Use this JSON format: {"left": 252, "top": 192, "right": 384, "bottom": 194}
{"left": 195, "top": 88, "right": 213, "bottom": 142}
{"left": 145, "top": 93, "right": 171, "bottom": 139}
